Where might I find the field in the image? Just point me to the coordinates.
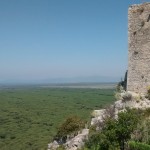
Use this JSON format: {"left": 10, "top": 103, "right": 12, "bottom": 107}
{"left": 0, "top": 85, "right": 115, "bottom": 150}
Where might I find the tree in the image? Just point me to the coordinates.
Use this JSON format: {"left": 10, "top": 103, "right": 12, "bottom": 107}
{"left": 54, "top": 116, "right": 85, "bottom": 143}
{"left": 86, "top": 109, "right": 139, "bottom": 150}
{"left": 116, "top": 109, "right": 139, "bottom": 150}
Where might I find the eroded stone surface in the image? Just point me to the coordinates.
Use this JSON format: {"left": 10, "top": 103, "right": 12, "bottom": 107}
{"left": 48, "top": 140, "right": 59, "bottom": 150}
{"left": 47, "top": 91, "right": 150, "bottom": 150}
{"left": 127, "top": 3, "right": 150, "bottom": 93}
{"left": 91, "top": 109, "right": 106, "bottom": 125}
{"left": 91, "top": 91, "right": 150, "bottom": 126}
{"left": 47, "top": 129, "right": 89, "bottom": 150}
{"left": 65, "top": 129, "right": 89, "bottom": 150}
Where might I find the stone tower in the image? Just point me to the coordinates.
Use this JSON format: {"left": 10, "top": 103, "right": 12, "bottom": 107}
{"left": 127, "top": 3, "right": 150, "bottom": 93}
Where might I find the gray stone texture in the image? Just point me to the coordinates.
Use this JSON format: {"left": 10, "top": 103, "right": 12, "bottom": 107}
{"left": 127, "top": 3, "right": 150, "bottom": 93}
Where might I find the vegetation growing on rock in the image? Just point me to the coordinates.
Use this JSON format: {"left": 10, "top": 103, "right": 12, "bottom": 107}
{"left": 128, "top": 141, "right": 150, "bottom": 150}
{"left": 85, "top": 109, "right": 140, "bottom": 150}
{"left": 54, "top": 116, "right": 85, "bottom": 143}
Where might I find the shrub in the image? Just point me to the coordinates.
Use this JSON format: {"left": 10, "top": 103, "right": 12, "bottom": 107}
{"left": 86, "top": 109, "right": 139, "bottom": 150}
{"left": 116, "top": 83, "right": 124, "bottom": 92}
{"left": 122, "top": 92, "right": 132, "bottom": 102}
{"left": 0, "top": 133, "right": 6, "bottom": 139}
{"left": 144, "top": 108, "right": 150, "bottom": 117}
{"left": 56, "top": 145, "right": 65, "bottom": 150}
{"left": 92, "top": 106, "right": 116, "bottom": 131}
{"left": 104, "top": 105, "right": 116, "bottom": 119}
{"left": 116, "top": 71, "right": 127, "bottom": 92}
{"left": 54, "top": 116, "right": 85, "bottom": 143}
{"left": 89, "top": 125, "right": 96, "bottom": 134}
{"left": 128, "top": 141, "right": 150, "bottom": 150}
{"left": 85, "top": 131, "right": 118, "bottom": 150}
{"left": 114, "top": 92, "right": 122, "bottom": 100}
{"left": 132, "top": 118, "right": 150, "bottom": 145}
{"left": 116, "top": 109, "right": 139, "bottom": 150}
{"left": 146, "top": 86, "right": 150, "bottom": 100}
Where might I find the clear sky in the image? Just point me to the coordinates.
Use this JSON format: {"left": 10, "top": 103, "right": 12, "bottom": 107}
{"left": 0, "top": 0, "right": 148, "bottom": 84}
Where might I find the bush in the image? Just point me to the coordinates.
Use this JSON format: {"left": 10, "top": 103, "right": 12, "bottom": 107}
{"left": 54, "top": 116, "right": 85, "bottom": 143}
{"left": 115, "top": 92, "right": 122, "bottom": 100}
{"left": 122, "top": 92, "right": 132, "bottom": 102}
{"left": 116, "top": 71, "right": 127, "bottom": 92}
{"left": 116, "top": 82, "right": 124, "bottom": 92}
{"left": 144, "top": 108, "right": 150, "bottom": 117}
{"left": 116, "top": 109, "right": 139, "bottom": 150}
{"left": 146, "top": 86, "right": 150, "bottom": 100}
{"left": 86, "top": 109, "right": 139, "bottom": 150}
{"left": 56, "top": 145, "right": 65, "bottom": 150}
{"left": 128, "top": 141, "right": 150, "bottom": 150}
{"left": 132, "top": 118, "right": 150, "bottom": 145}
{"left": 85, "top": 131, "right": 118, "bottom": 150}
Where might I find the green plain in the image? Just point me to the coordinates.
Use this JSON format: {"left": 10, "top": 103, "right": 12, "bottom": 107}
{"left": 0, "top": 87, "right": 115, "bottom": 150}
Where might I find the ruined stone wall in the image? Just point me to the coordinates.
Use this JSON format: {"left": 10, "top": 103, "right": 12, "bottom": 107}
{"left": 127, "top": 3, "right": 150, "bottom": 93}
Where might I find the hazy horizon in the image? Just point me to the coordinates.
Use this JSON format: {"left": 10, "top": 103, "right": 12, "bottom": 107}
{"left": 0, "top": 75, "right": 121, "bottom": 85}
{"left": 0, "top": 0, "right": 144, "bottom": 84}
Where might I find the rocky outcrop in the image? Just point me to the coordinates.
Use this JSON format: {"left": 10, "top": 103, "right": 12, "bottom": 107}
{"left": 47, "top": 91, "right": 150, "bottom": 150}
{"left": 91, "top": 109, "right": 106, "bottom": 126}
{"left": 47, "top": 129, "right": 89, "bottom": 150}
{"left": 48, "top": 140, "right": 59, "bottom": 150}
{"left": 91, "top": 91, "right": 150, "bottom": 126}
{"left": 65, "top": 129, "right": 89, "bottom": 150}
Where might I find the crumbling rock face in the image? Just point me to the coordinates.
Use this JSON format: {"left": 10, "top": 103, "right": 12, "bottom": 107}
{"left": 48, "top": 91, "right": 150, "bottom": 150}
{"left": 127, "top": 3, "right": 150, "bottom": 93}
{"left": 48, "top": 140, "right": 59, "bottom": 150}
{"left": 64, "top": 129, "right": 89, "bottom": 150}
{"left": 91, "top": 91, "right": 150, "bottom": 126}
{"left": 47, "top": 129, "right": 89, "bottom": 150}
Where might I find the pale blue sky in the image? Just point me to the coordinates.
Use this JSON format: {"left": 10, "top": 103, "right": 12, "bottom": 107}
{"left": 0, "top": 0, "right": 148, "bottom": 84}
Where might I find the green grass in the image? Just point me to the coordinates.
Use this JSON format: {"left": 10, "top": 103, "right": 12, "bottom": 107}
{"left": 0, "top": 87, "right": 115, "bottom": 150}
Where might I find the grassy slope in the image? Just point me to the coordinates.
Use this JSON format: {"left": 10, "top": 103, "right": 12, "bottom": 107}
{"left": 0, "top": 87, "right": 115, "bottom": 150}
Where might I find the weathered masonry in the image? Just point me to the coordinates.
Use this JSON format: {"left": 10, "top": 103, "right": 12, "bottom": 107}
{"left": 127, "top": 3, "right": 150, "bottom": 93}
